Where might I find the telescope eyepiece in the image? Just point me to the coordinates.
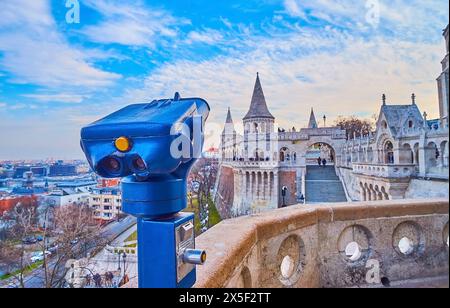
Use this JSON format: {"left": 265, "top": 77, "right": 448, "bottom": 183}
{"left": 99, "top": 156, "right": 122, "bottom": 176}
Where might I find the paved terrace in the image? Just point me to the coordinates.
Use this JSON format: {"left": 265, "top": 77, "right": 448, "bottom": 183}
{"left": 195, "top": 199, "right": 448, "bottom": 288}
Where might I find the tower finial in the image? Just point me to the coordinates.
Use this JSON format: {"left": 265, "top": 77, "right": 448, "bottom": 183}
{"left": 411, "top": 93, "right": 416, "bottom": 105}
{"left": 382, "top": 94, "right": 386, "bottom": 105}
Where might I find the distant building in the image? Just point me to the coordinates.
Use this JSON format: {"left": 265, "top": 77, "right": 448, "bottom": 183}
{"left": 48, "top": 161, "right": 77, "bottom": 177}
{"left": 89, "top": 187, "right": 122, "bottom": 221}
{"left": 0, "top": 195, "right": 38, "bottom": 216}
{"left": 97, "top": 178, "right": 120, "bottom": 188}
{"left": 11, "top": 186, "right": 47, "bottom": 196}
{"left": 13, "top": 165, "right": 47, "bottom": 179}
{"left": 204, "top": 147, "right": 220, "bottom": 159}
{"left": 41, "top": 181, "right": 96, "bottom": 207}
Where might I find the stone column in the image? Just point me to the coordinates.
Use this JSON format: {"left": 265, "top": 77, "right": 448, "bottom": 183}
{"left": 301, "top": 168, "right": 306, "bottom": 200}
{"left": 273, "top": 172, "right": 279, "bottom": 208}
{"left": 360, "top": 186, "right": 366, "bottom": 201}
{"left": 268, "top": 172, "right": 272, "bottom": 200}
{"left": 418, "top": 147, "right": 427, "bottom": 177}
{"left": 264, "top": 172, "right": 268, "bottom": 200}
{"left": 257, "top": 172, "right": 261, "bottom": 199}
{"left": 367, "top": 187, "right": 372, "bottom": 201}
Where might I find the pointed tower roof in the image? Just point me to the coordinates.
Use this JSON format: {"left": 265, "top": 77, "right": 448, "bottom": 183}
{"left": 225, "top": 107, "right": 233, "bottom": 124}
{"left": 243, "top": 73, "right": 275, "bottom": 120}
{"left": 308, "top": 108, "right": 318, "bottom": 128}
{"left": 222, "top": 107, "right": 236, "bottom": 135}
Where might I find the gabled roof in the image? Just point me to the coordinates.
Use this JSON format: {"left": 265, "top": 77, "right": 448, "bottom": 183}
{"left": 379, "top": 104, "right": 424, "bottom": 135}
{"left": 243, "top": 73, "right": 275, "bottom": 120}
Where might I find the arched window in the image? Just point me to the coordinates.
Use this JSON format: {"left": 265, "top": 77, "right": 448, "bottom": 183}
{"left": 280, "top": 147, "right": 289, "bottom": 162}
{"left": 384, "top": 141, "right": 394, "bottom": 164}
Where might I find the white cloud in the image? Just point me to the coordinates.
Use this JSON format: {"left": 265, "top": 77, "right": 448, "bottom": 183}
{"left": 23, "top": 93, "right": 90, "bottom": 104}
{"left": 0, "top": 0, "right": 120, "bottom": 90}
{"left": 0, "top": 102, "right": 6, "bottom": 108}
{"left": 124, "top": 26, "right": 446, "bottom": 148}
{"left": 185, "top": 29, "right": 224, "bottom": 45}
{"left": 80, "top": 0, "right": 188, "bottom": 47}
{"left": 282, "top": 0, "right": 448, "bottom": 39}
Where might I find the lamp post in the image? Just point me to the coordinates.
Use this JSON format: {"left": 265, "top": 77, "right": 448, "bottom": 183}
{"left": 117, "top": 252, "right": 121, "bottom": 271}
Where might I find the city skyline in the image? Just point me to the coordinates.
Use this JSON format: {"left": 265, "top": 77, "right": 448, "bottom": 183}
{"left": 0, "top": 0, "right": 449, "bottom": 160}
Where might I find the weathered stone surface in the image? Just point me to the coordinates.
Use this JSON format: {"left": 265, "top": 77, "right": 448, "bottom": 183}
{"left": 194, "top": 199, "right": 449, "bottom": 288}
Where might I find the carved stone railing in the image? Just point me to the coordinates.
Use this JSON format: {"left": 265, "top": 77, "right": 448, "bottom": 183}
{"left": 352, "top": 163, "right": 417, "bottom": 178}
{"left": 195, "top": 199, "right": 448, "bottom": 288}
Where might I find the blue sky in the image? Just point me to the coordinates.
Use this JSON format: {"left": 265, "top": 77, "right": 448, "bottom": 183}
{"left": 0, "top": 0, "right": 448, "bottom": 159}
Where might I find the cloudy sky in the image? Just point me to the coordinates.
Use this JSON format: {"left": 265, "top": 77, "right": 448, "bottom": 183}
{"left": 0, "top": 0, "right": 448, "bottom": 159}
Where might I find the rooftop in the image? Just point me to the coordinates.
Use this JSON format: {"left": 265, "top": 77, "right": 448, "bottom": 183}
{"left": 243, "top": 73, "right": 275, "bottom": 121}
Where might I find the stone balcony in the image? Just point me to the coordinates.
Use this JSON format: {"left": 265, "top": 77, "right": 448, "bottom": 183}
{"left": 352, "top": 163, "right": 417, "bottom": 179}
{"left": 194, "top": 199, "right": 448, "bottom": 288}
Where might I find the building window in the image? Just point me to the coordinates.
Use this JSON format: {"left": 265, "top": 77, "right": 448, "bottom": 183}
{"left": 408, "top": 120, "right": 413, "bottom": 128}
{"left": 385, "top": 141, "right": 394, "bottom": 164}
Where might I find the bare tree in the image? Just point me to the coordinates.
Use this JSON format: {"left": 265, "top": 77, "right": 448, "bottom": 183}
{"left": 0, "top": 200, "right": 38, "bottom": 288}
{"left": 1, "top": 203, "right": 107, "bottom": 288}
{"left": 189, "top": 158, "right": 218, "bottom": 211}
{"left": 334, "top": 116, "right": 375, "bottom": 140}
{"left": 39, "top": 205, "right": 107, "bottom": 288}
{"left": 188, "top": 158, "right": 220, "bottom": 234}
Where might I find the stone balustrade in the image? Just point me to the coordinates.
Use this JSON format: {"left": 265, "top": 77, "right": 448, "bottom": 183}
{"left": 195, "top": 199, "right": 448, "bottom": 288}
{"left": 222, "top": 160, "right": 279, "bottom": 168}
{"left": 352, "top": 163, "right": 417, "bottom": 178}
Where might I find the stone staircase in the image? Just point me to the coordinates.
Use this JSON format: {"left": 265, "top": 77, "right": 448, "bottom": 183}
{"left": 305, "top": 166, "right": 347, "bottom": 203}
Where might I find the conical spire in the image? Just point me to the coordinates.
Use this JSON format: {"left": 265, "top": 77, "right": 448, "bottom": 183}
{"left": 243, "top": 73, "right": 275, "bottom": 120}
{"left": 225, "top": 107, "right": 233, "bottom": 124}
{"left": 308, "top": 108, "right": 318, "bottom": 128}
{"left": 222, "top": 107, "right": 236, "bottom": 135}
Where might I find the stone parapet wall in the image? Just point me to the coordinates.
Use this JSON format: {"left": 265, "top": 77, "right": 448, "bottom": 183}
{"left": 195, "top": 199, "right": 449, "bottom": 288}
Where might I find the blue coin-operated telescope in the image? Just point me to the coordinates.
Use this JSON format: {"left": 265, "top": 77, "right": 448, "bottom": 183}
{"left": 80, "top": 93, "right": 210, "bottom": 288}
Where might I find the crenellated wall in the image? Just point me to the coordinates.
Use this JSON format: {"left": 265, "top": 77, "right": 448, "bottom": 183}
{"left": 195, "top": 199, "right": 449, "bottom": 288}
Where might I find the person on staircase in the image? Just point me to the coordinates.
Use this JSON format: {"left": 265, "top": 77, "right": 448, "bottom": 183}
{"left": 322, "top": 158, "right": 327, "bottom": 167}
{"left": 317, "top": 157, "right": 322, "bottom": 167}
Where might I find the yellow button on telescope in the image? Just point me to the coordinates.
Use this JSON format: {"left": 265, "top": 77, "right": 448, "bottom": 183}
{"left": 115, "top": 136, "right": 132, "bottom": 152}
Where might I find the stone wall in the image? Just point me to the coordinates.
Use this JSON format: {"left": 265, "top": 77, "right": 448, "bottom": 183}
{"left": 337, "top": 167, "right": 360, "bottom": 201}
{"left": 214, "top": 166, "right": 235, "bottom": 219}
{"left": 405, "top": 179, "right": 449, "bottom": 199}
{"left": 195, "top": 199, "right": 449, "bottom": 288}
